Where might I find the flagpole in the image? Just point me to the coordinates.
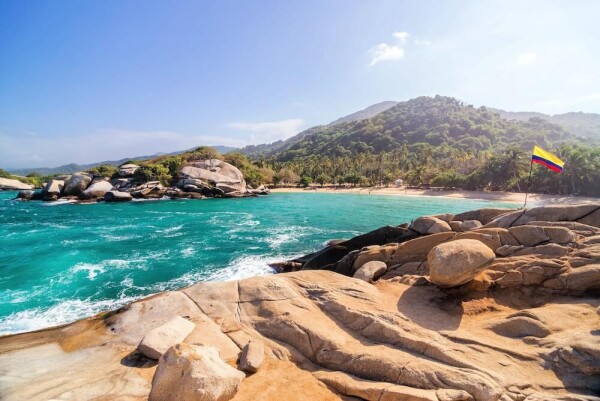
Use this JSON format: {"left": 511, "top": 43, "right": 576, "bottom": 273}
{"left": 523, "top": 159, "right": 533, "bottom": 208}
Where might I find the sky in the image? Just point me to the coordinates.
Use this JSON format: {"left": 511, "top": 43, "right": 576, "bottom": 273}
{"left": 1, "top": 0, "right": 600, "bottom": 168}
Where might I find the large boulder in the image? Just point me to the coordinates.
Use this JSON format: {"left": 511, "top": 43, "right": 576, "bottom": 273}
{"left": 180, "top": 159, "right": 247, "bottom": 194}
{"left": 138, "top": 316, "right": 195, "bottom": 360}
{"left": 410, "top": 216, "right": 452, "bottom": 235}
{"left": 104, "top": 190, "right": 133, "bottom": 202}
{"left": 428, "top": 239, "right": 496, "bottom": 287}
{"left": 42, "top": 179, "right": 64, "bottom": 195}
{"left": 118, "top": 163, "right": 139, "bottom": 177}
{"left": 62, "top": 173, "right": 93, "bottom": 196}
{"left": 149, "top": 344, "right": 245, "bottom": 401}
{"left": 0, "top": 177, "right": 34, "bottom": 190}
{"left": 79, "top": 179, "right": 113, "bottom": 200}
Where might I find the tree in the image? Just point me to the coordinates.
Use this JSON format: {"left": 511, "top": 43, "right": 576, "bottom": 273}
{"left": 299, "top": 176, "right": 311, "bottom": 188}
{"left": 315, "top": 173, "right": 331, "bottom": 187}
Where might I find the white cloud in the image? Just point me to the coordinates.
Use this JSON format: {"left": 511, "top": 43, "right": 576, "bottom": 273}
{"left": 226, "top": 118, "right": 304, "bottom": 144}
{"left": 392, "top": 31, "right": 410, "bottom": 43}
{"left": 0, "top": 129, "right": 243, "bottom": 169}
{"left": 516, "top": 52, "right": 537, "bottom": 65}
{"left": 369, "top": 31, "right": 411, "bottom": 66}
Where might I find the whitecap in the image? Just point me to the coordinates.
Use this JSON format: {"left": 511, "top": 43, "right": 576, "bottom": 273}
{"left": 181, "top": 247, "right": 195, "bottom": 257}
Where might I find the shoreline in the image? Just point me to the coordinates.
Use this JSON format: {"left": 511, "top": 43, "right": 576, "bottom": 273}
{"left": 270, "top": 186, "right": 600, "bottom": 205}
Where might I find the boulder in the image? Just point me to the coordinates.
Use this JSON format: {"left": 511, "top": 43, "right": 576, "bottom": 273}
{"left": 104, "top": 190, "right": 133, "bottom": 202}
{"left": 543, "top": 227, "right": 577, "bottom": 244}
{"left": 80, "top": 180, "right": 113, "bottom": 200}
{"left": 410, "top": 216, "right": 452, "bottom": 235}
{"left": 496, "top": 245, "right": 525, "bottom": 257}
{"left": 16, "top": 190, "right": 35, "bottom": 200}
{"left": 489, "top": 316, "right": 550, "bottom": 338}
{"left": 62, "top": 173, "right": 93, "bottom": 196}
{"left": 118, "top": 163, "right": 139, "bottom": 177}
{"left": 428, "top": 239, "right": 496, "bottom": 287}
{"left": 453, "top": 208, "right": 515, "bottom": 225}
{"left": 138, "top": 316, "right": 195, "bottom": 360}
{"left": 0, "top": 177, "right": 34, "bottom": 190}
{"left": 180, "top": 159, "right": 247, "bottom": 194}
{"left": 353, "top": 261, "right": 387, "bottom": 282}
{"left": 42, "top": 179, "right": 64, "bottom": 195}
{"left": 508, "top": 226, "right": 550, "bottom": 247}
{"left": 238, "top": 340, "right": 264, "bottom": 373}
{"left": 149, "top": 344, "right": 245, "bottom": 401}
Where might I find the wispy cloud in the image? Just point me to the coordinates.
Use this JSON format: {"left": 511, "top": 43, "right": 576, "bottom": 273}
{"left": 225, "top": 118, "right": 305, "bottom": 143}
{"left": 414, "top": 39, "right": 432, "bottom": 46}
{"left": 516, "top": 52, "right": 537, "bottom": 65}
{"left": 368, "top": 32, "right": 410, "bottom": 66}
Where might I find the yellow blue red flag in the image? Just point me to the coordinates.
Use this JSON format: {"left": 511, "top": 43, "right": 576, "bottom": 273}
{"left": 532, "top": 145, "right": 564, "bottom": 173}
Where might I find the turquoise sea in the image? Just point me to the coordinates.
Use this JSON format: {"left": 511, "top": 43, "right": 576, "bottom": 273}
{"left": 0, "top": 191, "right": 517, "bottom": 335}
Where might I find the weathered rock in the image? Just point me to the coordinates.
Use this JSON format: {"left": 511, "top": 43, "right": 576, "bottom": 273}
{"left": 62, "top": 173, "right": 93, "bottom": 196}
{"left": 508, "top": 226, "right": 550, "bottom": 247}
{"left": 149, "top": 344, "right": 245, "bottom": 401}
{"left": 428, "top": 239, "right": 496, "bottom": 287}
{"left": 16, "top": 190, "right": 35, "bottom": 200}
{"left": 387, "top": 232, "right": 457, "bottom": 266}
{"left": 79, "top": 180, "right": 113, "bottom": 200}
{"left": 42, "top": 179, "right": 64, "bottom": 195}
{"left": 489, "top": 316, "right": 550, "bottom": 338}
{"left": 543, "top": 227, "right": 577, "bottom": 244}
{"left": 0, "top": 177, "right": 34, "bottom": 190}
{"left": 180, "top": 159, "right": 247, "bottom": 193}
{"left": 454, "top": 208, "right": 515, "bottom": 225}
{"left": 104, "top": 190, "right": 133, "bottom": 202}
{"left": 138, "top": 316, "right": 195, "bottom": 360}
{"left": 353, "top": 261, "right": 387, "bottom": 282}
{"left": 450, "top": 220, "right": 483, "bottom": 232}
{"left": 410, "top": 216, "right": 452, "bottom": 235}
{"left": 238, "top": 340, "right": 264, "bottom": 373}
{"left": 118, "top": 163, "right": 139, "bottom": 177}
{"left": 496, "top": 245, "right": 525, "bottom": 257}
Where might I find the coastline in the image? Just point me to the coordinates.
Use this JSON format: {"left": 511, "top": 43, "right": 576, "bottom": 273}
{"left": 270, "top": 186, "right": 600, "bottom": 205}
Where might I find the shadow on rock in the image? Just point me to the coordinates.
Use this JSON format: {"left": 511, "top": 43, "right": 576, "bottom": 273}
{"left": 120, "top": 350, "right": 157, "bottom": 368}
{"left": 397, "top": 285, "right": 464, "bottom": 331}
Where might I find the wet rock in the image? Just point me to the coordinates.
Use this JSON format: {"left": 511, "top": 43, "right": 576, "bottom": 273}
{"left": 428, "top": 239, "right": 496, "bottom": 287}
{"left": 16, "top": 190, "right": 35, "bottom": 200}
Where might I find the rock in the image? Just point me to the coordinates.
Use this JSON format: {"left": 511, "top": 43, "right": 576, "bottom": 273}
{"left": 104, "top": 190, "right": 133, "bottom": 202}
{"left": 450, "top": 220, "right": 482, "bottom": 232}
{"left": 410, "top": 216, "right": 452, "bottom": 235}
{"left": 453, "top": 208, "right": 515, "bottom": 225}
{"left": 238, "top": 340, "right": 264, "bottom": 373}
{"left": 180, "top": 159, "right": 247, "bottom": 194}
{"left": 62, "top": 173, "right": 93, "bottom": 196}
{"left": 138, "top": 316, "right": 195, "bottom": 360}
{"left": 80, "top": 180, "right": 113, "bottom": 200}
{"left": 428, "top": 239, "right": 496, "bottom": 287}
{"left": 512, "top": 243, "right": 570, "bottom": 258}
{"left": 508, "top": 226, "right": 550, "bottom": 247}
{"left": 149, "top": 344, "right": 245, "bottom": 401}
{"left": 543, "top": 227, "right": 576, "bottom": 244}
{"left": 0, "top": 177, "right": 34, "bottom": 190}
{"left": 118, "top": 163, "right": 139, "bottom": 177}
{"left": 42, "top": 179, "right": 64, "bottom": 195}
{"left": 489, "top": 316, "right": 550, "bottom": 338}
{"left": 388, "top": 232, "right": 457, "bottom": 265}
{"left": 353, "top": 261, "right": 387, "bottom": 282}
{"left": 496, "top": 245, "right": 525, "bottom": 257}
{"left": 513, "top": 204, "right": 600, "bottom": 226}
{"left": 16, "top": 190, "right": 35, "bottom": 200}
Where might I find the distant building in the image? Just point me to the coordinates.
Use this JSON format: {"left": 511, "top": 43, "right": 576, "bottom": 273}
{"left": 395, "top": 179, "right": 404, "bottom": 187}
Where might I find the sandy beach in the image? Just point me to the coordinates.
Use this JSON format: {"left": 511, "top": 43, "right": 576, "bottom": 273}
{"left": 270, "top": 186, "right": 600, "bottom": 206}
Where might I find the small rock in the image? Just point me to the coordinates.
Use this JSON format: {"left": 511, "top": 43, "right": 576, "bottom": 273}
{"left": 238, "top": 340, "right": 264, "bottom": 373}
{"left": 149, "top": 344, "right": 245, "bottom": 401}
{"left": 428, "top": 239, "right": 496, "bottom": 287}
{"left": 353, "top": 261, "right": 387, "bottom": 282}
{"left": 138, "top": 316, "right": 195, "bottom": 360}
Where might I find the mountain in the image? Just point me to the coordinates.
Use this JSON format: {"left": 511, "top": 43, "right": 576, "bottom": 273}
{"left": 490, "top": 108, "right": 600, "bottom": 139}
{"left": 7, "top": 145, "right": 238, "bottom": 176}
{"left": 239, "top": 101, "right": 398, "bottom": 157}
{"left": 268, "top": 96, "right": 576, "bottom": 162}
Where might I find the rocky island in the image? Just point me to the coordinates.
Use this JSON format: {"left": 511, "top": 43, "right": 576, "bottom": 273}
{"left": 0, "top": 203, "right": 599, "bottom": 401}
{"left": 14, "top": 157, "right": 270, "bottom": 203}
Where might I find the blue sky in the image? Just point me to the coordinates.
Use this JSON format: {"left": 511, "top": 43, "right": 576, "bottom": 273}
{"left": 1, "top": 0, "right": 599, "bottom": 168}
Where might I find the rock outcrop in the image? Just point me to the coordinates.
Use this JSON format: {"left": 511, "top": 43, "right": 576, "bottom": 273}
{"left": 79, "top": 179, "right": 113, "bottom": 200}
{"left": 179, "top": 159, "right": 247, "bottom": 195}
{"left": 1, "top": 204, "right": 599, "bottom": 401}
{"left": 62, "top": 173, "right": 93, "bottom": 196}
{"left": 138, "top": 316, "right": 195, "bottom": 360}
{"left": 119, "top": 163, "right": 140, "bottom": 177}
{"left": 0, "top": 177, "right": 33, "bottom": 190}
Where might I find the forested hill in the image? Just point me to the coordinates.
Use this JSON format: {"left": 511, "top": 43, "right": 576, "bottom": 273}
{"left": 490, "top": 108, "right": 600, "bottom": 139}
{"left": 270, "top": 96, "right": 576, "bottom": 162}
{"left": 239, "top": 101, "right": 398, "bottom": 157}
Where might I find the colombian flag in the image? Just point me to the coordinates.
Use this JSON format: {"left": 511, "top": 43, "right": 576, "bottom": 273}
{"left": 532, "top": 145, "right": 564, "bottom": 173}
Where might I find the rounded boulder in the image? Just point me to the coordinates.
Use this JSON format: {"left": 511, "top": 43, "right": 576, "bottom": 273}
{"left": 427, "top": 239, "right": 496, "bottom": 287}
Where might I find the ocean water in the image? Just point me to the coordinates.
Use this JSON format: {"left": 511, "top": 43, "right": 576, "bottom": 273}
{"left": 0, "top": 191, "right": 517, "bottom": 335}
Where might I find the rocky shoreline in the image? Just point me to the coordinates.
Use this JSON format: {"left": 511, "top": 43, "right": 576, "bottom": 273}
{"left": 12, "top": 158, "right": 270, "bottom": 203}
{"left": 1, "top": 204, "right": 599, "bottom": 401}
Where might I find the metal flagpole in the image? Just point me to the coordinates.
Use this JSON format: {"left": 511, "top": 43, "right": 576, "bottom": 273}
{"left": 523, "top": 159, "right": 534, "bottom": 209}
